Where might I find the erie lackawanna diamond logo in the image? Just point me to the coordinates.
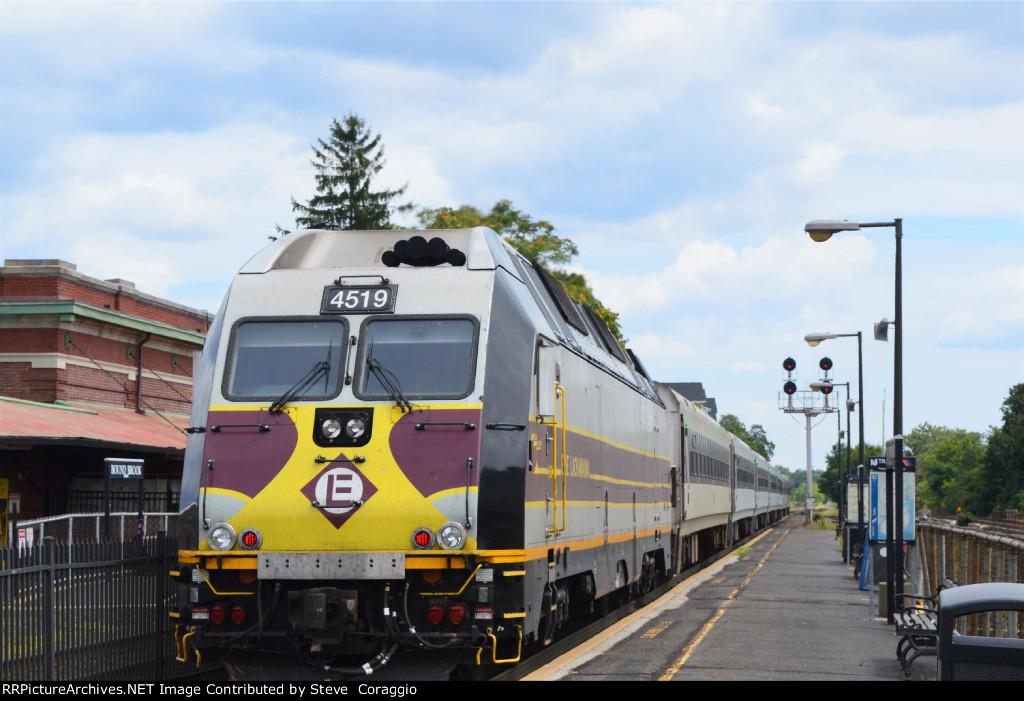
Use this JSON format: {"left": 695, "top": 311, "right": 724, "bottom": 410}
{"left": 301, "top": 462, "right": 377, "bottom": 529}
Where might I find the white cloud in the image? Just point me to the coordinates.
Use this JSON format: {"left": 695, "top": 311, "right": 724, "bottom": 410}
{"left": 2, "top": 124, "right": 310, "bottom": 303}
{"left": 793, "top": 141, "right": 847, "bottom": 186}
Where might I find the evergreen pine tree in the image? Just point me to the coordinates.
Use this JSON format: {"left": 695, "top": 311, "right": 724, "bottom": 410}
{"left": 278, "top": 114, "right": 412, "bottom": 236}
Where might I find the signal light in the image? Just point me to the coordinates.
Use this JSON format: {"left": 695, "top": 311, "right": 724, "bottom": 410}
{"left": 819, "top": 357, "right": 833, "bottom": 371}
{"left": 783, "top": 381, "right": 797, "bottom": 395}
{"left": 783, "top": 357, "right": 796, "bottom": 372}
{"left": 820, "top": 383, "right": 834, "bottom": 395}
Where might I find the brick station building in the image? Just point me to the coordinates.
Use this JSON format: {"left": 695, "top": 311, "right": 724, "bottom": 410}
{"left": 0, "top": 259, "right": 211, "bottom": 531}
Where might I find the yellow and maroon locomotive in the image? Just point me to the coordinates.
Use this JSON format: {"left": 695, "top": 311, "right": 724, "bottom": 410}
{"left": 171, "top": 227, "right": 787, "bottom": 679}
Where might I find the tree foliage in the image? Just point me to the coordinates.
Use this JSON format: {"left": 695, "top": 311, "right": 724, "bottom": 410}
{"left": 719, "top": 413, "right": 775, "bottom": 460}
{"left": 276, "top": 114, "right": 412, "bottom": 237}
{"left": 976, "top": 383, "right": 1024, "bottom": 513}
{"left": 904, "top": 388, "right": 1024, "bottom": 517}
{"left": 820, "top": 441, "right": 883, "bottom": 510}
{"left": 418, "top": 200, "right": 623, "bottom": 342}
{"left": 905, "top": 424, "right": 985, "bottom": 514}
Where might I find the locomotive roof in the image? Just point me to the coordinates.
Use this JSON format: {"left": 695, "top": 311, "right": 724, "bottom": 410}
{"left": 238, "top": 227, "right": 519, "bottom": 275}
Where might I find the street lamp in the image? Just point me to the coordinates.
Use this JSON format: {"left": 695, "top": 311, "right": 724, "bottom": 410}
{"left": 805, "top": 331, "right": 866, "bottom": 548}
{"left": 805, "top": 217, "right": 904, "bottom": 625}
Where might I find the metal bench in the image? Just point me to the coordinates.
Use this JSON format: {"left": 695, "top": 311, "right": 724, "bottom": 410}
{"left": 894, "top": 596, "right": 939, "bottom": 675}
{"left": 937, "top": 582, "right": 1024, "bottom": 681}
{"left": 893, "top": 578, "right": 956, "bottom": 677}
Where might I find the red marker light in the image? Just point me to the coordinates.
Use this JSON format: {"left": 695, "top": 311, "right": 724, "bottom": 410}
{"left": 448, "top": 604, "right": 466, "bottom": 625}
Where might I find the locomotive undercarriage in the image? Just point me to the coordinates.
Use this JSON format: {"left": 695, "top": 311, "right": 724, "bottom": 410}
{"left": 175, "top": 563, "right": 529, "bottom": 678}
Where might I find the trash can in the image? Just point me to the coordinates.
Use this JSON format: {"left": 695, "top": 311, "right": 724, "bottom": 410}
{"left": 936, "top": 582, "right": 1024, "bottom": 681}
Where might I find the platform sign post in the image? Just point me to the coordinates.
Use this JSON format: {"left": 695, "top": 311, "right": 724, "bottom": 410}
{"left": 868, "top": 457, "right": 888, "bottom": 542}
{"left": 104, "top": 458, "right": 145, "bottom": 539}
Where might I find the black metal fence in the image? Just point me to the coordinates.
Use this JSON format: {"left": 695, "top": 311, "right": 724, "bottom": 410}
{"left": 1, "top": 533, "right": 220, "bottom": 681}
{"left": 68, "top": 491, "right": 180, "bottom": 515}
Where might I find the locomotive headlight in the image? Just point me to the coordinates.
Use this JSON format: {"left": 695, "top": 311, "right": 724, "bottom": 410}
{"left": 321, "top": 418, "right": 343, "bottom": 440}
{"left": 208, "top": 523, "right": 236, "bottom": 551}
{"left": 437, "top": 521, "right": 467, "bottom": 551}
{"left": 344, "top": 416, "right": 367, "bottom": 439}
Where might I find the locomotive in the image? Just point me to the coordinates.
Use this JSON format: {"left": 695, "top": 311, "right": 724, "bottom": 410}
{"left": 171, "top": 227, "right": 789, "bottom": 679}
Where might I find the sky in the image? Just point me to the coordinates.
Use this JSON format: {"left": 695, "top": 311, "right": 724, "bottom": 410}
{"left": 2, "top": 1, "right": 1022, "bottom": 477}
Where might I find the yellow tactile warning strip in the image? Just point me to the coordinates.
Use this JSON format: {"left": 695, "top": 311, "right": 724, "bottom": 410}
{"left": 658, "top": 525, "right": 792, "bottom": 680}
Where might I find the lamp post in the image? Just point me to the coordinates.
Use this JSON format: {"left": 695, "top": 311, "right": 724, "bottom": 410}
{"left": 805, "top": 332, "right": 866, "bottom": 537}
{"left": 805, "top": 218, "right": 904, "bottom": 624}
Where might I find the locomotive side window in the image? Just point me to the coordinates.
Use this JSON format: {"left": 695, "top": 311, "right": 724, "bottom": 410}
{"left": 355, "top": 316, "right": 478, "bottom": 399}
{"left": 223, "top": 318, "right": 347, "bottom": 400}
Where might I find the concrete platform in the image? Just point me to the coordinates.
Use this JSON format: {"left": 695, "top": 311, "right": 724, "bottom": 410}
{"left": 524, "top": 515, "right": 924, "bottom": 681}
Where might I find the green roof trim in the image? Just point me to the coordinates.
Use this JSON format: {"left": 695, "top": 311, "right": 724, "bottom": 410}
{"left": 0, "top": 395, "right": 98, "bottom": 414}
{"left": 0, "top": 301, "right": 207, "bottom": 345}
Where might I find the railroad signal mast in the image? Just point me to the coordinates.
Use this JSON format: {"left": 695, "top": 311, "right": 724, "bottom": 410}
{"left": 778, "top": 357, "right": 838, "bottom": 525}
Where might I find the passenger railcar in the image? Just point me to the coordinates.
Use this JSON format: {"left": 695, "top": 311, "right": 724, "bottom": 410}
{"left": 171, "top": 227, "right": 788, "bottom": 679}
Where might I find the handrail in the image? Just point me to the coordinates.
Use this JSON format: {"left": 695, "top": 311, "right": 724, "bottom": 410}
{"left": 475, "top": 624, "right": 523, "bottom": 665}
{"left": 547, "top": 382, "right": 567, "bottom": 538}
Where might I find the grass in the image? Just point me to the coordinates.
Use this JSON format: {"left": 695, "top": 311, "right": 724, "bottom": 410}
{"left": 813, "top": 508, "right": 839, "bottom": 530}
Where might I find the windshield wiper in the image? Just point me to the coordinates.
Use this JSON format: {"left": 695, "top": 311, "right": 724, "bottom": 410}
{"left": 269, "top": 360, "right": 330, "bottom": 415}
{"left": 366, "top": 344, "right": 412, "bottom": 413}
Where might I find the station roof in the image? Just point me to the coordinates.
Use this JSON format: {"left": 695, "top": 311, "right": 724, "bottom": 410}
{"left": 0, "top": 396, "right": 188, "bottom": 454}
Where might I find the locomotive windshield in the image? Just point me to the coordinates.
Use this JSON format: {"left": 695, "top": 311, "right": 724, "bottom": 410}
{"left": 223, "top": 318, "right": 346, "bottom": 400}
{"left": 356, "top": 317, "right": 477, "bottom": 399}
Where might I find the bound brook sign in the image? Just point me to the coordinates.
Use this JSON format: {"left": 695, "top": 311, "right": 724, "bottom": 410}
{"left": 106, "top": 459, "right": 144, "bottom": 478}
{"left": 103, "top": 458, "right": 145, "bottom": 538}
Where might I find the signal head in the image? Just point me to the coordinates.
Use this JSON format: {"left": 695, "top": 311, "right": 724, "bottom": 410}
{"left": 783, "top": 380, "right": 797, "bottom": 395}
{"left": 783, "top": 357, "right": 796, "bottom": 372}
{"left": 819, "top": 356, "right": 833, "bottom": 372}
{"left": 820, "top": 382, "right": 834, "bottom": 395}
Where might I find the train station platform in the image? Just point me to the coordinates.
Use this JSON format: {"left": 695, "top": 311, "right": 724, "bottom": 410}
{"left": 524, "top": 514, "right": 918, "bottom": 681}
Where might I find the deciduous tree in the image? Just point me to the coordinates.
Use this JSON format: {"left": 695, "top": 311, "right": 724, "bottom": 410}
{"left": 418, "top": 200, "right": 623, "bottom": 342}
{"left": 976, "top": 383, "right": 1024, "bottom": 514}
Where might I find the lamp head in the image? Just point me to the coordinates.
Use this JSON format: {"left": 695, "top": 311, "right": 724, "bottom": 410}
{"left": 874, "top": 318, "right": 890, "bottom": 342}
{"left": 805, "top": 332, "right": 836, "bottom": 347}
{"left": 804, "top": 219, "right": 861, "bottom": 243}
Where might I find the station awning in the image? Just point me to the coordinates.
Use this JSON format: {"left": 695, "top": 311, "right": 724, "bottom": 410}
{"left": 0, "top": 396, "right": 188, "bottom": 454}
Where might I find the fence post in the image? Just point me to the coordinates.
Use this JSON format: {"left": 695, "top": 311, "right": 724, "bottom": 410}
{"left": 156, "top": 531, "right": 166, "bottom": 680}
{"left": 43, "top": 536, "right": 56, "bottom": 680}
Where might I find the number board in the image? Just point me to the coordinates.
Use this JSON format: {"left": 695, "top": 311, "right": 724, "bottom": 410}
{"left": 321, "top": 285, "right": 397, "bottom": 314}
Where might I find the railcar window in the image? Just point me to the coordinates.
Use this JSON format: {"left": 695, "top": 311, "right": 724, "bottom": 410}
{"left": 356, "top": 317, "right": 477, "bottom": 399}
{"left": 224, "top": 319, "right": 346, "bottom": 400}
